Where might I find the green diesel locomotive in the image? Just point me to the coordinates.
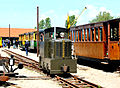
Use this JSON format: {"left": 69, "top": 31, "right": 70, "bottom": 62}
{"left": 39, "top": 27, "right": 77, "bottom": 74}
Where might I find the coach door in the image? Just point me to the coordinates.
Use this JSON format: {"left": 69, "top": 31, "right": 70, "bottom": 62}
{"left": 109, "top": 22, "right": 119, "bottom": 60}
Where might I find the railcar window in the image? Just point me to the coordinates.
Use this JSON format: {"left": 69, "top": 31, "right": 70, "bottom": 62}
{"left": 85, "top": 29, "right": 87, "bottom": 41}
{"left": 96, "top": 28, "right": 98, "bottom": 41}
{"left": 89, "top": 28, "right": 90, "bottom": 41}
{"left": 76, "top": 31, "right": 78, "bottom": 41}
{"left": 110, "top": 27, "right": 119, "bottom": 41}
{"left": 35, "top": 34, "right": 37, "bottom": 40}
{"left": 72, "top": 31, "right": 73, "bottom": 41}
{"left": 100, "top": 28, "right": 102, "bottom": 41}
{"left": 74, "top": 30, "right": 76, "bottom": 42}
{"left": 82, "top": 29, "right": 84, "bottom": 41}
{"left": 91, "top": 28, "right": 94, "bottom": 41}
{"left": 79, "top": 30, "right": 81, "bottom": 41}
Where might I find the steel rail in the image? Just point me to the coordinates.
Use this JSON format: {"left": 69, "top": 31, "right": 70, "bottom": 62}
{"left": 10, "top": 76, "right": 51, "bottom": 80}
{"left": 2, "top": 49, "right": 41, "bottom": 71}
{"left": 2, "top": 49, "right": 103, "bottom": 88}
{"left": 55, "top": 75, "right": 102, "bottom": 88}
{"left": 3, "top": 49, "right": 38, "bottom": 64}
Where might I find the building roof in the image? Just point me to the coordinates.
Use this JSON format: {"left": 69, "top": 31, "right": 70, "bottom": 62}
{"left": 0, "top": 28, "right": 36, "bottom": 37}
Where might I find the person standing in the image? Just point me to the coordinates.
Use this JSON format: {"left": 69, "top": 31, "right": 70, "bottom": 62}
{"left": 2, "top": 40, "right": 4, "bottom": 47}
{"left": 8, "top": 39, "right": 10, "bottom": 49}
{"left": 15, "top": 40, "right": 18, "bottom": 49}
{"left": 13, "top": 40, "right": 16, "bottom": 49}
{"left": 25, "top": 40, "right": 29, "bottom": 56}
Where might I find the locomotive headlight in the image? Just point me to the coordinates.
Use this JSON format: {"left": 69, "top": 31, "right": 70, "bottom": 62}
{"left": 60, "top": 32, "right": 64, "bottom": 38}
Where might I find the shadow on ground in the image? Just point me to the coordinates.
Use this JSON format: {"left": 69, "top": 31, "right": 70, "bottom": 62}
{"left": 77, "top": 59, "right": 118, "bottom": 72}
{"left": 0, "top": 81, "right": 17, "bottom": 87}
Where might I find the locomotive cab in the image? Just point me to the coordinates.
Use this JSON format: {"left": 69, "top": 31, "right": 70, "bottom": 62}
{"left": 39, "top": 27, "right": 77, "bottom": 74}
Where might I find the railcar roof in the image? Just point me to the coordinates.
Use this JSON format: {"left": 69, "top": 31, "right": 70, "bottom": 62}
{"left": 70, "top": 18, "right": 120, "bottom": 30}
{"left": 19, "top": 27, "right": 68, "bottom": 35}
{"left": 44, "top": 27, "right": 68, "bottom": 33}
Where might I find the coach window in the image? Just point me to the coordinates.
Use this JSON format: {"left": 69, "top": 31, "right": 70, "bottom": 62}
{"left": 89, "top": 28, "right": 90, "bottom": 41}
{"left": 111, "top": 27, "right": 119, "bottom": 41}
{"left": 76, "top": 31, "right": 78, "bottom": 41}
{"left": 100, "top": 27, "right": 102, "bottom": 41}
{"left": 72, "top": 31, "right": 73, "bottom": 41}
{"left": 79, "top": 30, "right": 81, "bottom": 41}
{"left": 82, "top": 29, "right": 84, "bottom": 41}
{"left": 91, "top": 28, "right": 94, "bottom": 41}
{"left": 96, "top": 28, "right": 98, "bottom": 41}
{"left": 85, "top": 29, "right": 87, "bottom": 41}
{"left": 35, "top": 34, "right": 37, "bottom": 40}
{"left": 111, "top": 22, "right": 119, "bottom": 41}
{"left": 74, "top": 30, "right": 76, "bottom": 42}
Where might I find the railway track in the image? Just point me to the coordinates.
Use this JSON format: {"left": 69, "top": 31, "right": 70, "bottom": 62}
{"left": 55, "top": 75, "right": 102, "bottom": 88}
{"left": 2, "top": 49, "right": 102, "bottom": 88}
{"left": 2, "top": 49, "right": 42, "bottom": 72}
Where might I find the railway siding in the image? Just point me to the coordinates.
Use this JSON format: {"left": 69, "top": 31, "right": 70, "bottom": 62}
{"left": 2, "top": 49, "right": 103, "bottom": 88}
{"left": 1, "top": 48, "right": 120, "bottom": 88}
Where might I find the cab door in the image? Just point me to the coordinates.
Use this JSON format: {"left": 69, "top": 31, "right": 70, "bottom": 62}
{"left": 109, "top": 24, "right": 119, "bottom": 60}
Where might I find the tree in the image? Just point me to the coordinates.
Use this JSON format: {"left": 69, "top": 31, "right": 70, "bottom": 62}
{"left": 35, "top": 17, "right": 51, "bottom": 29}
{"left": 45, "top": 17, "right": 51, "bottom": 28}
{"left": 39, "top": 19, "right": 45, "bottom": 29}
{"left": 89, "top": 11, "right": 114, "bottom": 23}
{"left": 34, "top": 27, "right": 37, "bottom": 29}
{"left": 65, "top": 15, "right": 77, "bottom": 28}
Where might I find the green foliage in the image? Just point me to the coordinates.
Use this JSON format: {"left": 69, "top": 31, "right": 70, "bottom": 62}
{"left": 89, "top": 11, "right": 114, "bottom": 23}
{"left": 39, "top": 19, "right": 45, "bottom": 29}
{"left": 65, "top": 15, "right": 77, "bottom": 28}
{"left": 45, "top": 17, "right": 51, "bottom": 28}
{"left": 35, "top": 17, "right": 51, "bottom": 29}
{"left": 34, "top": 27, "right": 37, "bottom": 29}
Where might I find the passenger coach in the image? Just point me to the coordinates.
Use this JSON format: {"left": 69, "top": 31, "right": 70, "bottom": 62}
{"left": 70, "top": 18, "right": 120, "bottom": 66}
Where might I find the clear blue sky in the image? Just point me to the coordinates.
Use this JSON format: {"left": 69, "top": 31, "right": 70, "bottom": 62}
{"left": 0, "top": 0, "right": 120, "bottom": 28}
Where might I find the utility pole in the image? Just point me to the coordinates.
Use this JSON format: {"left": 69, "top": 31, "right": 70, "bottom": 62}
{"left": 9, "top": 24, "right": 10, "bottom": 40}
{"left": 37, "top": 6, "right": 39, "bottom": 57}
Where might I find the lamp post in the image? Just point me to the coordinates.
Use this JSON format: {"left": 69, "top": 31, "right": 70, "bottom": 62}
{"left": 37, "top": 6, "right": 39, "bottom": 57}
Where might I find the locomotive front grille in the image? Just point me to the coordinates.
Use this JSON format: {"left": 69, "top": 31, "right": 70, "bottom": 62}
{"left": 55, "top": 39, "right": 71, "bottom": 59}
{"left": 62, "top": 40, "right": 65, "bottom": 58}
